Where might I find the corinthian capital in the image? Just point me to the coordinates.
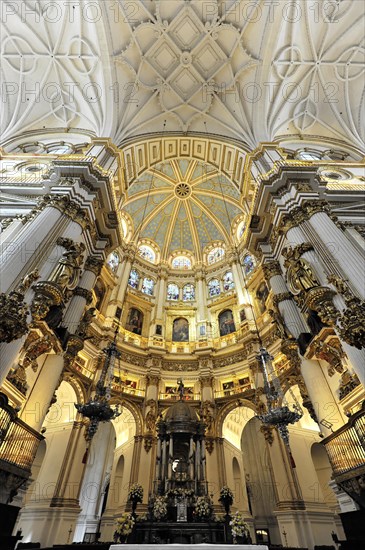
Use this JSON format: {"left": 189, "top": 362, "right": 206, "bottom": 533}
{"left": 262, "top": 261, "right": 281, "bottom": 280}
{"left": 85, "top": 256, "right": 104, "bottom": 276}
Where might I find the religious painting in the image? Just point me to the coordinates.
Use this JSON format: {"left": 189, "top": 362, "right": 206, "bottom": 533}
{"left": 172, "top": 317, "right": 189, "bottom": 342}
{"left": 238, "top": 377, "right": 250, "bottom": 391}
{"left": 218, "top": 309, "right": 236, "bottom": 336}
{"left": 239, "top": 309, "right": 246, "bottom": 323}
{"left": 125, "top": 307, "right": 143, "bottom": 335}
{"left": 156, "top": 324, "right": 162, "bottom": 335}
{"left": 199, "top": 324, "right": 206, "bottom": 336}
{"left": 256, "top": 282, "right": 269, "bottom": 314}
{"left": 223, "top": 381, "right": 234, "bottom": 395}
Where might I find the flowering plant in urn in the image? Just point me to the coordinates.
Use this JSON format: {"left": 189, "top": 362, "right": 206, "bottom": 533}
{"left": 153, "top": 495, "right": 168, "bottom": 521}
{"left": 219, "top": 485, "right": 234, "bottom": 514}
{"left": 128, "top": 482, "right": 143, "bottom": 503}
{"left": 229, "top": 511, "right": 250, "bottom": 543}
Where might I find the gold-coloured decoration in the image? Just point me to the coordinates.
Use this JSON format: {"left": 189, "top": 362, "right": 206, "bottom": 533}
{"left": 272, "top": 292, "right": 293, "bottom": 308}
{"left": 49, "top": 240, "right": 86, "bottom": 290}
{"left": 143, "top": 435, "right": 154, "bottom": 453}
{"left": 0, "top": 270, "right": 40, "bottom": 343}
{"left": 339, "top": 370, "right": 360, "bottom": 400}
{"left": 262, "top": 261, "right": 282, "bottom": 281}
{"left": 280, "top": 339, "right": 301, "bottom": 371}
{"left": 145, "top": 399, "right": 158, "bottom": 433}
{"left": 327, "top": 275, "right": 365, "bottom": 349}
{"left": 85, "top": 256, "right": 104, "bottom": 276}
{"left": 22, "top": 333, "right": 58, "bottom": 372}
{"left": 64, "top": 334, "right": 84, "bottom": 368}
{"left": 200, "top": 400, "right": 215, "bottom": 434}
{"left": 7, "top": 363, "right": 28, "bottom": 394}
{"left": 31, "top": 281, "right": 64, "bottom": 321}
{"left": 282, "top": 245, "right": 320, "bottom": 295}
{"left": 305, "top": 286, "right": 339, "bottom": 326}
{"left": 311, "top": 339, "right": 345, "bottom": 377}
{"left": 268, "top": 309, "right": 293, "bottom": 340}
{"left": 260, "top": 424, "right": 274, "bottom": 445}
{"left": 205, "top": 437, "right": 215, "bottom": 454}
{"left": 75, "top": 307, "right": 96, "bottom": 339}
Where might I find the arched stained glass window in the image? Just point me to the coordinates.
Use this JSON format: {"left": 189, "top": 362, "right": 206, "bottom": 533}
{"left": 172, "top": 256, "right": 191, "bottom": 269}
{"left": 223, "top": 271, "right": 235, "bottom": 291}
{"left": 207, "top": 247, "right": 225, "bottom": 265}
{"left": 128, "top": 269, "right": 139, "bottom": 289}
{"left": 107, "top": 251, "right": 120, "bottom": 273}
{"left": 141, "top": 277, "right": 154, "bottom": 296}
{"left": 167, "top": 283, "right": 179, "bottom": 301}
{"left": 242, "top": 254, "right": 255, "bottom": 276}
{"left": 208, "top": 279, "right": 221, "bottom": 297}
{"left": 183, "top": 284, "right": 195, "bottom": 301}
{"left": 138, "top": 245, "right": 155, "bottom": 263}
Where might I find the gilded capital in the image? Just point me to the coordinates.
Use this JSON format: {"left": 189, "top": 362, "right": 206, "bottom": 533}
{"left": 85, "top": 256, "right": 104, "bottom": 276}
{"left": 74, "top": 287, "right": 93, "bottom": 304}
{"left": 272, "top": 292, "right": 293, "bottom": 307}
{"left": 262, "top": 261, "right": 281, "bottom": 280}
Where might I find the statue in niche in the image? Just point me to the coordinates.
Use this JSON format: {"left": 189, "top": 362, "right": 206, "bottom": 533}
{"left": 145, "top": 399, "right": 158, "bottom": 432}
{"left": 282, "top": 247, "right": 320, "bottom": 294}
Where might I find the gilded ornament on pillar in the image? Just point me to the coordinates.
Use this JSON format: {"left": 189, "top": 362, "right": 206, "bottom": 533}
{"left": 289, "top": 374, "right": 318, "bottom": 424}
{"left": 338, "top": 371, "right": 360, "bottom": 400}
{"left": 7, "top": 364, "right": 28, "bottom": 394}
{"left": 0, "top": 270, "right": 40, "bottom": 343}
{"left": 30, "top": 281, "right": 65, "bottom": 321}
{"left": 84, "top": 256, "right": 104, "bottom": 276}
{"left": 305, "top": 286, "right": 339, "bottom": 326}
{"left": 200, "top": 375, "right": 214, "bottom": 389}
{"left": 49, "top": 241, "right": 86, "bottom": 290}
{"left": 145, "top": 399, "right": 158, "bottom": 433}
{"left": 311, "top": 339, "right": 345, "bottom": 377}
{"left": 143, "top": 435, "right": 154, "bottom": 453}
{"left": 200, "top": 400, "right": 215, "bottom": 434}
{"left": 205, "top": 437, "right": 215, "bottom": 454}
{"left": 272, "top": 292, "right": 293, "bottom": 308}
{"left": 262, "top": 261, "right": 282, "bottom": 281}
{"left": 260, "top": 424, "right": 274, "bottom": 445}
{"left": 74, "top": 287, "right": 93, "bottom": 304}
{"left": 279, "top": 207, "right": 307, "bottom": 235}
{"left": 280, "top": 339, "right": 301, "bottom": 370}
{"left": 75, "top": 307, "right": 96, "bottom": 339}
{"left": 327, "top": 274, "right": 365, "bottom": 349}
{"left": 22, "top": 333, "right": 58, "bottom": 372}
{"left": 268, "top": 308, "right": 293, "bottom": 340}
{"left": 63, "top": 334, "right": 84, "bottom": 367}
{"left": 282, "top": 245, "right": 320, "bottom": 295}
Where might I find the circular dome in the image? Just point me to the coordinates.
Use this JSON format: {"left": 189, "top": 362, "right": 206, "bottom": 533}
{"left": 165, "top": 400, "right": 198, "bottom": 422}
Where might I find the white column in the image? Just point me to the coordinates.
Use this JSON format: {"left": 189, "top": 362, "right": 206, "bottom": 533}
{"left": 231, "top": 260, "right": 246, "bottom": 305}
{"left": 62, "top": 257, "right": 103, "bottom": 333}
{"left": 20, "top": 354, "right": 65, "bottom": 432}
{"left": 0, "top": 205, "right": 63, "bottom": 293}
{"left": 308, "top": 211, "right": 365, "bottom": 299}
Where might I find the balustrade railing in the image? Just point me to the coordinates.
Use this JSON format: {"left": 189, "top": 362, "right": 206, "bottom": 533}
{"left": 0, "top": 394, "right": 43, "bottom": 472}
{"left": 323, "top": 402, "right": 365, "bottom": 477}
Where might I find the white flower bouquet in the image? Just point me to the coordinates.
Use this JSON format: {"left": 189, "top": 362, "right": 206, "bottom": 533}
{"left": 115, "top": 512, "right": 135, "bottom": 537}
{"left": 128, "top": 482, "right": 144, "bottom": 503}
{"left": 219, "top": 485, "right": 234, "bottom": 505}
{"left": 229, "top": 511, "right": 250, "bottom": 541}
{"left": 153, "top": 495, "right": 168, "bottom": 520}
{"left": 194, "top": 496, "right": 213, "bottom": 519}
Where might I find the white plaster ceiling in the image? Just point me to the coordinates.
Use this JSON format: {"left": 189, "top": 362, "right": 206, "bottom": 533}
{"left": 1, "top": 1, "right": 364, "bottom": 150}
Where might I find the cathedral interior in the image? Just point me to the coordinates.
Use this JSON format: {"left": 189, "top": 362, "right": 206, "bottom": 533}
{"left": 0, "top": 1, "right": 364, "bottom": 549}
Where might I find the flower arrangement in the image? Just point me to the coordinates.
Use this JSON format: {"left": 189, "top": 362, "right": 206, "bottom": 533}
{"left": 153, "top": 495, "right": 168, "bottom": 520}
{"left": 128, "top": 482, "right": 144, "bottom": 503}
{"left": 115, "top": 512, "right": 135, "bottom": 539}
{"left": 229, "top": 511, "right": 250, "bottom": 542}
{"left": 194, "top": 496, "right": 213, "bottom": 519}
{"left": 219, "top": 485, "right": 234, "bottom": 505}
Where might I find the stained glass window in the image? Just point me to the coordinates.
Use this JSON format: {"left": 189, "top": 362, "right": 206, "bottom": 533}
{"left": 128, "top": 269, "right": 139, "bottom": 289}
{"left": 107, "top": 251, "right": 120, "bottom": 273}
{"left": 208, "top": 279, "right": 221, "bottom": 297}
{"left": 141, "top": 277, "right": 154, "bottom": 296}
{"left": 183, "top": 284, "right": 195, "bottom": 301}
{"left": 242, "top": 254, "right": 255, "bottom": 276}
{"left": 172, "top": 256, "right": 191, "bottom": 269}
{"left": 138, "top": 245, "right": 155, "bottom": 263}
{"left": 167, "top": 283, "right": 179, "bottom": 301}
{"left": 223, "top": 271, "right": 235, "bottom": 291}
{"left": 207, "top": 247, "right": 225, "bottom": 265}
